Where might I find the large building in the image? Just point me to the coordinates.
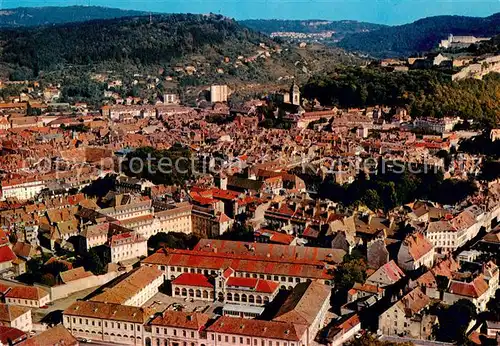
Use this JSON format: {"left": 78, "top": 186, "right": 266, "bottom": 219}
{"left": 90, "top": 266, "right": 164, "bottom": 307}
{"left": 142, "top": 240, "right": 344, "bottom": 289}
{"left": 63, "top": 301, "right": 153, "bottom": 345}
{"left": 210, "top": 85, "right": 229, "bottom": 103}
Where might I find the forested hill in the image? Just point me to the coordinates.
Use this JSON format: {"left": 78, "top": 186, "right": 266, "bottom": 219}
{"left": 240, "top": 19, "right": 385, "bottom": 35}
{"left": 0, "top": 13, "right": 361, "bottom": 83}
{"left": 337, "top": 13, "right": 500, "bottom": 57}
{"left": 0, "top": 6, "right": 147, "bottom": 27}
{"left": 0, "top": 14, "right": 271, "bottom": 73}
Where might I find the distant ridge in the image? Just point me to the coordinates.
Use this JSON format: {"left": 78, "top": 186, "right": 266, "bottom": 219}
{"left": 0, "top": 6, "right": 148, "bottom": 27}
{"left": 337, "top": 13, "right": 500, "bottom": 57}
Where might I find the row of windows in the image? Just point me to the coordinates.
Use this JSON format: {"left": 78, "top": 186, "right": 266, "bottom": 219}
{"left": 154, "top": 328, "right": 195, "bottom": 338}
{"left": 68, "top": 317, "right": 141, "bottom": 332}
{"left": 211, "top": 334, "right": 297, "bottom": 346}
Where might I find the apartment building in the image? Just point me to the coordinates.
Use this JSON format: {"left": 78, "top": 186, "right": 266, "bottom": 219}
{"left": 426, "top": 206, "right": 485, "bottom": 254}
{"left": 63, "top": 301, "right": 152, "bottom": 345}
{"left": 109, "top": 232, "right": 147, "bottom": 263}
{"left": 150, "top": 311, "right": 210, "bottom": 346}
{"left": 90, "top": 266, "right": 164, "bottom": 307}
{"left": 1, "top": 179, "right": 45, "bottom": 201}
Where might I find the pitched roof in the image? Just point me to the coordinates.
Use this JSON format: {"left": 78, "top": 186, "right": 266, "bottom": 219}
{"left": 59, "top": 267, "right": 93, "bottom": 284}
{"left": 0, "top": 246, "right": 16, "bottom": 264}
{"left": 194, "top": 239, "right": 345, "bottom": 264}
{"left": 5, "top": 286, "right": 49, "bottom": 301}
{"left": 0, "top": 325, "right": 26, "bottom": 345}
{"left": 0, "top": 304, "right": 30, "bottom": 322}
{"left": 402, "top": 232, "right": 434, "bottom": 261}
{"left": 150, "top": 311, "right": 210, "bottom": 330}
{"left": 63, "top": 301, "right": 153, "bottom": 323}
{"left": 143, "top": 247, "right": 334, "bottom": 280}
{"left": 395, "top": 287, "right": 431, "bottom": 317}
{"left": 226, "top": 277, "right": 279, "bottom": 294}
{"left": 90, "top": 266, "right": 163, "bottom": 304}
{"left": 207, "top": 316, "right": 306, "bottom": 341}
{"left": 449, "top": 275, "right": 489, "bottom": 298}
{"left": 19, "top": 325, "right": 77, "bottom": 346}
{"left": 273, "top": 281, "right": 331, "bottom": 325}
{"left": 171, "top": 273, "right": 214, "bottom": 288}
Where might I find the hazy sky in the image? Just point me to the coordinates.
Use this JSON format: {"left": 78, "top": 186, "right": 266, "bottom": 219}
{"left": 2, "top": 0, "right": 500, "bottom": 25}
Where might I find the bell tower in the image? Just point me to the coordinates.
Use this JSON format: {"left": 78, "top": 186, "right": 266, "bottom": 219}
{"left": 290, "top": 81, "right": 300, "bottom": 106}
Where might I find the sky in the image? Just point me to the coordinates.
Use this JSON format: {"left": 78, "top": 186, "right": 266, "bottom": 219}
{"left": 1, "top": 0, "right": 500, "bottom": 25}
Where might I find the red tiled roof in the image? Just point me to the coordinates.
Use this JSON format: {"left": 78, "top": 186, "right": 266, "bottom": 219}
{"left": 0, "top": 246, "right": 16, "bottom": 263}
{"left": 227, "top": 277, "right": 279, "bottom": 294}
{"left": 207, "top": 316, "right": 306, "bottom": 341}
{"left": 449, "top": 275, "right": 489, "bottom": 298}
{"left": 143, "top": 248, "right": 333, "bottom": 280}
{"left": 5, "top": 286, "right": 49, "bottom": 301}
{"left": 172, "top": 273, "right": 214, "bottom": 288}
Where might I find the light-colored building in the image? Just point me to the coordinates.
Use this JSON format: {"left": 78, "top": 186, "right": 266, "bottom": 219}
{"left": 426, "top": 206, "right": 484, "bottom": 254}
{"left": 109, "top": 232, "right": 147, "bottom": 264}
{"left": 206, "top": 316, "right": 309, "bottom": 346}
{"left": 1, "top": 179, "right": 45, "bottom": 201}
{"left": 210, "top": 85, "right": 229, "bottom": 103}
{"left": 379, "top": 287, "right": 437, "bottom": 340}
{"left": 150, "top": 311, "right": 210, "bottom": 346}
{"left": 397, "top": 232, "right": 435, "bottom": 271}
{"left": 90, "top": 266, "right": 164, "bottom": 307}
{"left": 63, "top": 301, "right": 152, "bottom": 345}
{"left": 0, "top": 304, "right": 32, "bottom": 332}
{"left": 5, "top": 287, "right": 50, "bottom": 308}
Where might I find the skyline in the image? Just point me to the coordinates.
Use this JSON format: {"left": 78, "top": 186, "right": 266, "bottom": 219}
{"left": 0, "top": 0, "right": 498, "bottom": 25}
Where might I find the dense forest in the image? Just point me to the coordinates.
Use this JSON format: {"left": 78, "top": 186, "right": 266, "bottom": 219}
{"left": 240, "top": 19, "right": 385, "bottom": 35}
{"left": 0, "top": 13, "right": 362, "bottom": 84}
{"left": 0, "top": 13, "right": 268, "bottom": 72}
{"left": 0, "top": 6, "right": 146, "bottom": 27}
{"left": 337, "top": 13, "right": 500, "bottom": 57}
{"left": 302, "top": 67, "right": 500, "bottom": 126}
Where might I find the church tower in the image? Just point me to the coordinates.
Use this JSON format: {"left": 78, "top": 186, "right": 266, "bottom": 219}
{"left": 290, "top": 81, "right": 300, "bottom": 106}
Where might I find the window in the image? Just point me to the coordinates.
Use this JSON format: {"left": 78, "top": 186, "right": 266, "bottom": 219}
{"left": 174, "top": 330, "right": 177, "bottom": 336}
{"left": 240, "top": 337, "right": 244, "bottom": 344}
{"left": 269, "top": 341, "right": 273, "bottom": 346}
{"left": 212, "top": 334, "right": 215, "bottom": 341}
{"left": 156, "top": 328, "right": 160, "bottom": 333}
{"left": 105, "top": 322, "right": 108, "bottom": 327}
{"left": 233, "top": 337, "right": 236, "bottom": 343}
{"left": 183, "top": 330, "right": 187, "bottom": 337}
{"left": 247, "top": 338, "right": 250, "bottom": 345}
{"left": 218, "top": 336, "right": 221, "bottom": 342}
{"left": 225, "top": 336, "right": 229, "bottom": 342}
{"left": 191, "top": 332, "right": 195, "bottom": 338}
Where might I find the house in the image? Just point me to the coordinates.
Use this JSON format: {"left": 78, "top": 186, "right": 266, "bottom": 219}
{"left": 379, "top": 287, "right": 437, "bottom": 339}
{"left": 444, "top": 275, "right": 493, "bottom": 311}
{"left": 0, "top": 304, "right": 32, "bottom": 332}
{"left": 325, "top": 314, "right": 361, "bottom": 346}
{"left": 397, "top": 232, "right": 435, "bottom": 271}
{"left": 366, "top": 260, "right": 405, "bottom": 288}
{"left": 4, "top": 286, "right": 50, "bottom": 308}
{"left": 0, "top": 246, "right": 17, "bottom": 273}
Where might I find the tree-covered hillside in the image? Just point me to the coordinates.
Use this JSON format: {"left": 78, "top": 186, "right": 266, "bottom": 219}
{"left": 240, "top": 19, "right": 385, "bottom": 35}
{"left": 0, "top": 6, "right": 146, "bottom": 27}
{"left": 302, "top": 67, "right": 500, "bottom": 127}
{"left": 0, "top": 13, "right": 363, "bottom": 83}
{"left": 338, "top": 13, "right": 500, "bottom": 57}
